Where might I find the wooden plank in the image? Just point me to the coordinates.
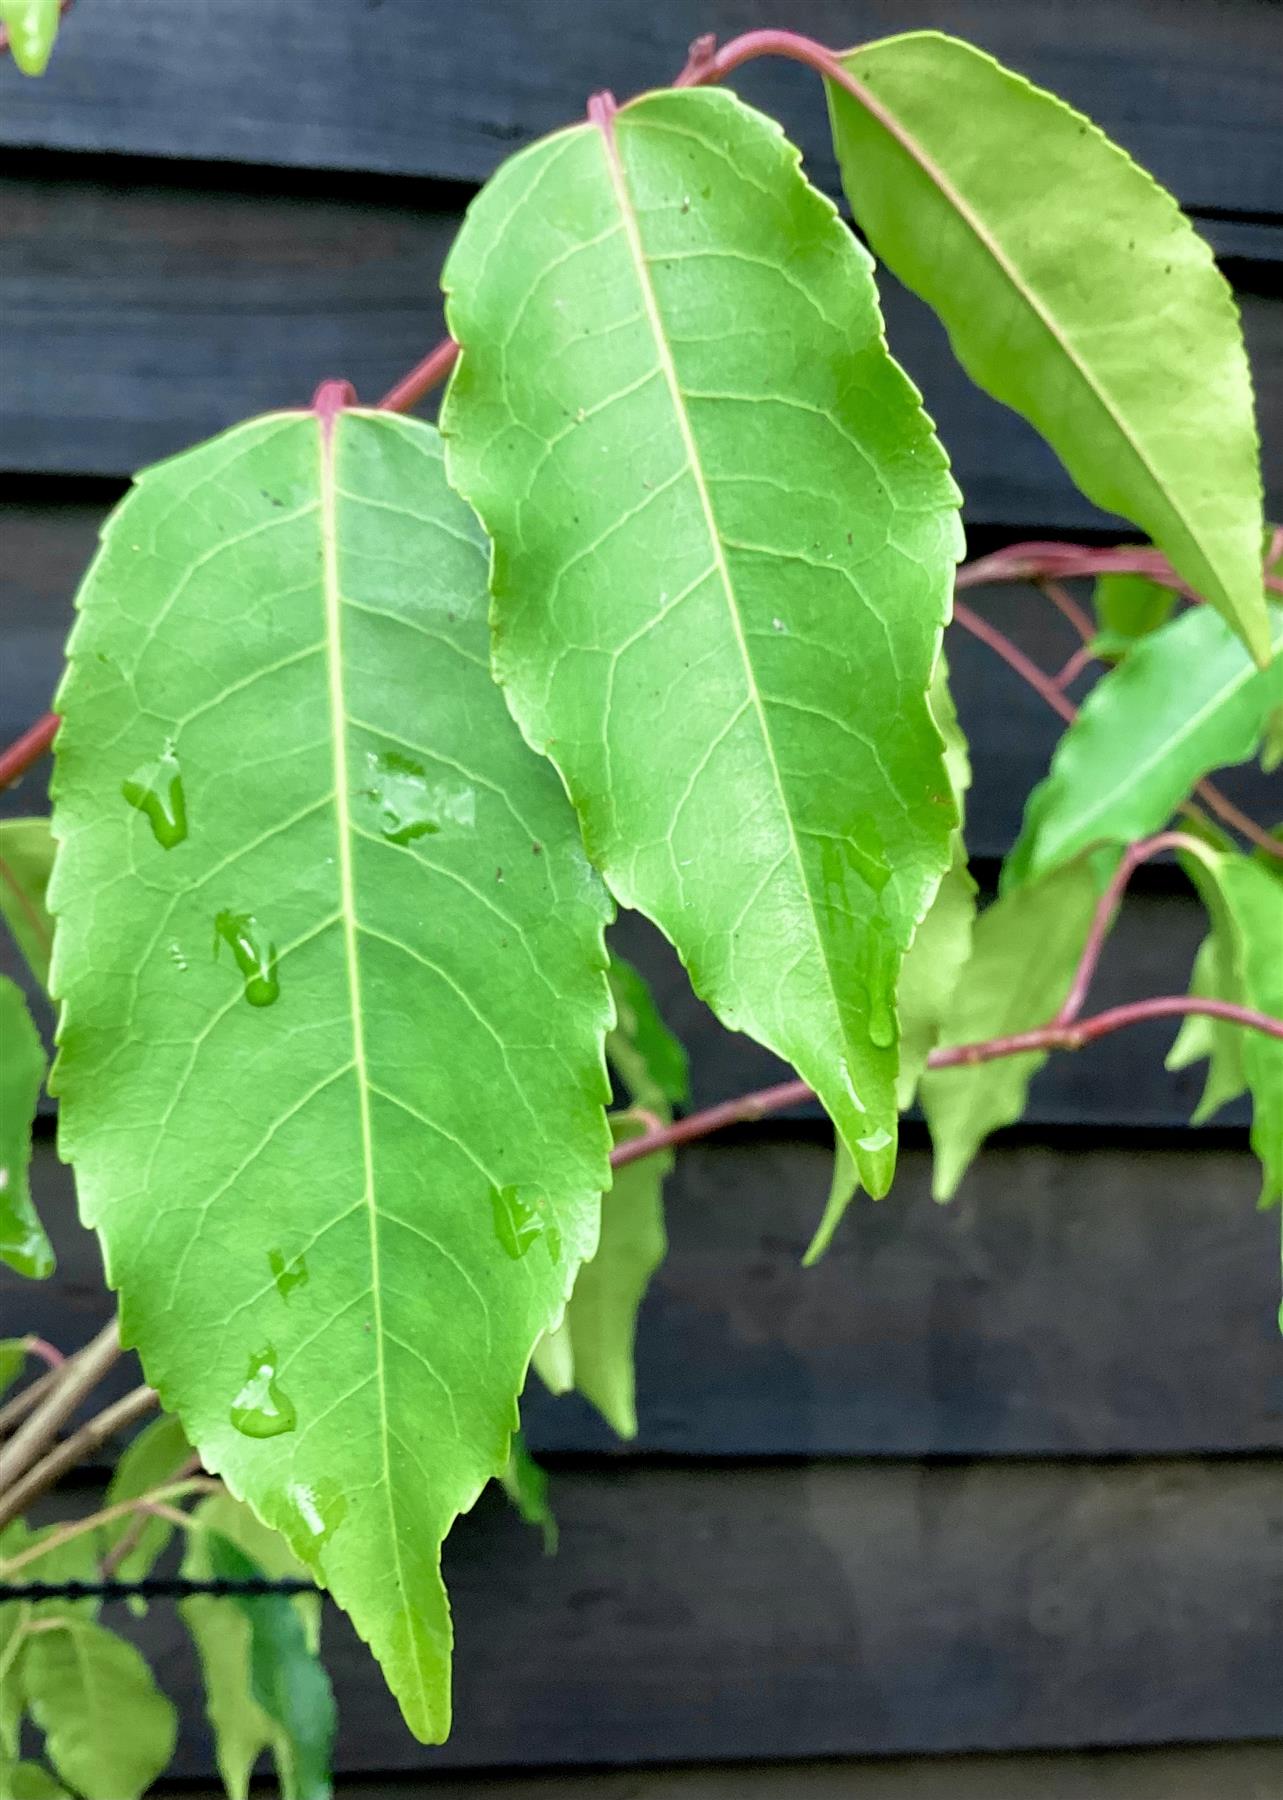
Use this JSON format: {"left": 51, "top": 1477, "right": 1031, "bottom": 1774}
{"left": 1, "top": 0, "right": 1281, "bottom": 217}
{"left": 1, "top": 175, "right": 1280, "bottom": 525}
{"left": 11, "top": 1138, "right": 1281, "bottom": 1458}
{"left": 30, "top": 1456, "right": 1283, "bottom": 1773}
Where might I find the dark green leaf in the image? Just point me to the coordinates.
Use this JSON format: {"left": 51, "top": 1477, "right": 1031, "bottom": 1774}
{"left": 0, "top": 976, "right": 51, "bottom": 1280}
{"left": 606, "top": 954, "right": 689, "bottom": 1110}
{"left": 49, "top": 410, "right": 613, "bottom": 1741}
{"left": 828, "top": 31, "right": 1269, "bottom": 663}
{"left": 1006, "top": 602, "right": 1283, "bottom": 889}
{"left": 207, "top": 1533, "right": 336, "bottom": 1800}
{"left": 0, "top": 821, "right": 54, "bottom": 990}
{"left": 442, "top": 86, "right": 963, "bottom": 1198}
{"left": 498, "top": 1433, "right": 557, "bottom": 1554}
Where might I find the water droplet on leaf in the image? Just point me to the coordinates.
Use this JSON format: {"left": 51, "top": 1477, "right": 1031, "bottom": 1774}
{"left": 229, "top": 1346, "right": 296, "bottom": 1438}
{"left": 121, "top": 749, "right": 187, "bottom": 849}
{"left": 213, "top": 911, "right": 279, "bottom": 1007}
{"left": 868, "top": 996, "right": 897, "bottom": 1049}
{"left": 268, "top": 1247, "right": 309, "bottom": 1299}
{"left": 490, "top": 1185, "right": 559, "bottom": 1260}
{"left": 289, "top": 1477, "right": 348, "bottom": 1549}
{"left": 360, "top": 750, "right": 477, "bottom": 846}
{"left": 168, "top": 942, "right": 189, "bottom": 973}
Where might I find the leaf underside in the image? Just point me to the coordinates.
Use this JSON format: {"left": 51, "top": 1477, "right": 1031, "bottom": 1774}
{"left": 49, "top": 410, "right": 613, "bottom": 1740}
{"left": 828, "top": 31, "right": 1269, "bottom": 663}
{"left": 442, "top": 85, "right": 963, "bottom": 1198}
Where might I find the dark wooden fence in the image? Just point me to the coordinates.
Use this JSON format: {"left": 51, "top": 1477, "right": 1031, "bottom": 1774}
{"left": 2, "top": 3, "right": 1281, "bottom": 1793}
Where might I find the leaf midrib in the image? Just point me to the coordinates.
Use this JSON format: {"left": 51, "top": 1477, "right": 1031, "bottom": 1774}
{"left": 597, "top": 107, "right": 852, "bottom": 1088}
{"left": 316, "top": 409, "right": 432, "bottom": 1717}
{"left": 835, "top": 54, "right": 1219, "bottom": 598}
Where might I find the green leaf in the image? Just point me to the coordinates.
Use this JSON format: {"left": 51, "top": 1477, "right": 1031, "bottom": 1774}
{"left": 529, "top": 1323, "right": 575, "bottom": 1398}
{"left": 441, "top": 86, "right": 962, "bottom": 1199}
{"left": 606, "top": 954, "right": 689, "bottom": 1111}
{"left": 181, "top": 1493, "right": 321, "bottom": 1800}
{"left": 1090, "top": 571, "right": 1177, "bottom": 663}
{"left": 49, "top": 408, "right": 613, "bottom": 1742}
{"left": 498, "top": 1433, "right": 558, "bottom": 1554}
{"left": 827, "top": 31, "right": 1269, "bottom": 664}
{"left": 1006, "top": 602, "right": 1283, "bottom": 889}
{"left": 102, "top": 1412, "right": 192, "bottom": 1602}
{"left": 0, "top": 0, "right": 60, "bottom": 76}
{"left": 0, "top": 976, "right": 51, "bottom": 1280}
{"left": 21, "top": 1620, "right": 176, "bottom": 1800}
{"left": 802, "top": 1135, "right": 858, "bottom": 1267}
{"left": 920, "top": 859, "right": 1103, "bottom": 1198}
{"left": 556, "top": 1113, "right": 670, "bottom": 1438}
{"left": 0, "top": 1764, "right": 71, "bottom": 1800}
{"left": 207, "top": 1533, "right": 336, "bottom": 1800}
{"left": 1261, "top": 706, "right": 1283, "bottom": 775}
{"left": 1166, "top": 935, "right": 1248, "bottom": 1125}
{"left": 0, "top": 821, "right": 55, "bottom": 991}
{"left": 0, "top": 1343, "right": 28, "bottom": 1403}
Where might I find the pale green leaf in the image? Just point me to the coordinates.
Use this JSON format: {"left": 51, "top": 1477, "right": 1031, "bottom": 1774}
{"left": 0, "top": 821, "right": 55, "bottom": 990}
{"left": 49, "top": 409, "right": 613, "bottom": 1742}
{"left": 1006, "top": 602, "right": 1283, "bottom": 889}
{"left": 920, "top": 859, "right": 1103, "bottom": 1198}
{"left": 207, "top": 1532, "right": 336, "bottom": 1800}
{"left": 0, "top": 976, "right": 51, "bottom": 1280}
{"left": 802, "top": 1135, "right": 858, "bottom": 1267}
{"left": 530, "top": 1323, "right": 575, "bottom": 1397}
{"left": 498, "top": 1433, "right": 557, "bottom": 1554}
{"left": 1261, "top": 707, "right": 1283, "bottom": 775}
{"left": 1165, "top": 935, "right": 1247, "bottom": 1125}
{"left": 102, "top": 1412, "right": 193, "bottom": 1601}
{"left": 0, "top": 0, "right": 60, "bottom": 76}
{"left": 22, "top": 1620, "right": 176, "bottom": 1800}
{"left": 547, "top": 1113, "right": 669, "bottom": 1439}
{"left": 1198, "top": 856, "right": 1283, "bottom": 1206}
{"left": 606, "top": 954, "right": 689, "bottom": 1111}
{"left": 1090, "top": 571, "right": 1177, "bottom": 663}
{"left": 0, "top": 1763, "right": 70, "bottom": 1800}
{"left": 182, "top": 1494, "right": 320, "bottom": 1800}
{"left": 828, "top": 32, "right": 1269, "bottom": 663}
{"left": 442, "top": 86, "right": 962, "bottom": 1198}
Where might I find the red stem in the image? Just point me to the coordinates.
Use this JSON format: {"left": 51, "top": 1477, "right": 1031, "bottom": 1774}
{"left": 0, "top": 711, "right": 59, "bottom": 793}
{"left": 952, "top": 600, "right": 1077, "bottom": 724}
{"left": 1037, "top": 578, "right": 1096, "bottom": 645}
{"left": 377, "top": 338, "right": 460, "bottom": 414}
{"left": 24, "top": 1336, "right": 67, "bottom": 1372}
{"left": 1054, "top": 830, "right": 1198, "bottom": 1026}
{"left": 1052, "top": 643, "right": 1097, "bottom": 691}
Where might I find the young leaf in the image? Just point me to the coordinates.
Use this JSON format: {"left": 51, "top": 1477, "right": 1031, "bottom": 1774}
{"left": 827, "top": 32, "right": 1269, "bottom": 664}
{"left": 0, "top": 821, "right": 55, "bottom": 990}
{"left": 529, "top": 1323, "right": 575, "bottom": 1398}
{"left": 1006, "top": 602, "right": 1283, "bottom": 889}
{"left": 553, "top": 1114, "right": 670, "bottom": 1439}
{"left": 498, "top": 1433, "right": 558, "bottom": 1554}
{"left": 920, "top": 859, "right": 1103, "bottom": 1198}
{"left": 101, "top": 1412, "right": 192, "bottom": 1599}
{"left": 1166, "top": 935, "right": 1248, "bottom": 1125}
{"left": 606, "top": 954, "right": 689, "bottom": 1111}
{"left": 442, "top": 86, "right": 963, "bottom": 1197}
{"left": 49, "top": 408, "right": 613, "bottom": 1742}
{"left": 1090, "top": 572, "right": 1177, "bottom": 663}
{"left": 207, "top": 1533, "right": 337, "bottom": 1800}
{"left": 0, "top": 976, "right": 52, "bottom": 1280}
{"left": 0, "top": 0, "right": 60, "bottom": 76}
{"left": 0, "top": 1342, "right": 28, "bottom": 1403}
{"left": 21, "top": 1619, "right": 177, "bottom": 1800}
{"left": 181, "top": 1492, "right": 321, "bottom": 1800}
{"left": 802, "top": 1135, "right": 858, "bottom": 1268}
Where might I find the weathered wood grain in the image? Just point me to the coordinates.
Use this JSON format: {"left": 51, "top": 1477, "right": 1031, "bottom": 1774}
{"left": 10, "top": 1137, "right": 1280, "bottom": 1458}
{"left": 2, "top": 0, "right": 1281, "bottom": 217}
{"left": 2, "top": 175, "right": 1279, "bottom": 529}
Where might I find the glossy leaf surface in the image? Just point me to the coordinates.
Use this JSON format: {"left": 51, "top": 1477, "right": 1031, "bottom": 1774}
{"left": 829, "top": 32, "right": 1269, "bottom": 662}
{"left": 0, "top": 0, "right": 59, "bottom": 76}
{"left": 920, "top": 860, "right": 1102, "bottom": 1198}
{"left": 21, "top": 1620, "right": 176, "bottom": 1800}
{"left": 0, "top": 821, "right": 55, "bottom": 989}
{"left": 0, "top": 976, "right": 51, "bottom": 1280}
{"left": 49, "top": 409, "right": 613, "bottom": 1740}
{"left": 442, "top": 86, "right": 962, "bottom": 1197}
{"left": 1007, "top": 603, "right": 1283, "bottom": 888}
{"left": 181, "top": 1493, "right": 321, "bottom": 1800}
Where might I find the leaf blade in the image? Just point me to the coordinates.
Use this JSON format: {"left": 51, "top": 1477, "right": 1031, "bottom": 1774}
{"left": 828, "top": 31, "right": 1269, "bottom": 662}
{"left": 49, "top": 411, "right": 613, "bottom": 1741}
{"left": 0, "top": 821, "right": 55, "bottom": 991}
{"left": 0, "top": 975, "right": 51, "bottom": 1280}
{"left": 442, "top": 88, "right": 963, "bottom": 1195}
{"left": 21, "top": 1620, "right": 176, "bottom": 1800}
